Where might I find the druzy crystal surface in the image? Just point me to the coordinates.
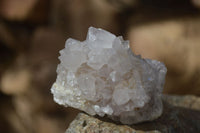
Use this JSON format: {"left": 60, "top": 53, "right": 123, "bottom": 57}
{"left": 51, "top": 27, "right": 167, "bottom": 124}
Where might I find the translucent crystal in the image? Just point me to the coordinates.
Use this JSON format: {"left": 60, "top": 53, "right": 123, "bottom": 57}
{"left": 51, "top": 27, "right": 167, "bottom": 124}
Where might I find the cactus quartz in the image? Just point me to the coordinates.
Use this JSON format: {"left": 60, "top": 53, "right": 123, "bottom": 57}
{"left": 51, "top": 27, "right": 167, "bottom": 124}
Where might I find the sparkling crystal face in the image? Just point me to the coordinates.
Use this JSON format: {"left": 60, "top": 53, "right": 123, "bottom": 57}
{"left": 51, "top": 27, "right": 167, "bottom": 124}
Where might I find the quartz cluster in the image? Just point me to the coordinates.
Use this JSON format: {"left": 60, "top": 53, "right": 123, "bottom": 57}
{"left": 51, "top": 27, "right": 167, "bottom": 124}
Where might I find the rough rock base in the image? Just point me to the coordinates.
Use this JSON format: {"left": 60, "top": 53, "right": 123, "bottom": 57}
{"left": 66, "top": 95, "right": 200, "bottom": 133}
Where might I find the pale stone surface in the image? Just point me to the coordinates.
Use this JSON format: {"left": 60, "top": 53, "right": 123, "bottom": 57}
{"left": 163, "top": 95, "right": 200, "bottom": 111}
{"left": 51, "top": 27, "right": 167, "bottom": 124}
{"left": 66, "top": 95, "right": 200, "bottom": 133}
{"left": 65, "top": 113, "right": 161, "bottom": 133}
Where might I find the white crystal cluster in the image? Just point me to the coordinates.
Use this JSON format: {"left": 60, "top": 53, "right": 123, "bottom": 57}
{"left": 51, "top": 27, "right": 167, "bottom": 124}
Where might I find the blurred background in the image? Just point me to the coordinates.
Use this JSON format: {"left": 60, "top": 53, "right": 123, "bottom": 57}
{"left": 0, "top": 0, "right": 200, "bottom": 132}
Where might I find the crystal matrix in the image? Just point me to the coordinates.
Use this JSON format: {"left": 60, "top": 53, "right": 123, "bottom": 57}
{"left": 51, "top": 27, "right": 167, "bottom": 124}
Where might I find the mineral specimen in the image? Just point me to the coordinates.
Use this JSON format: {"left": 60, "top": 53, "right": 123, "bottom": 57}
{"left": 51, "top": 27, "right": 167, "bottom": 124}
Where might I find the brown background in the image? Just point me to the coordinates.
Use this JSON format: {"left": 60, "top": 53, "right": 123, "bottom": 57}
{"left": 0, "top": 0, "right": 200, "bottom": 132}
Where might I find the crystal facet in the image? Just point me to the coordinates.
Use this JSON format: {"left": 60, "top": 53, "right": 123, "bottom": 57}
{"left": 51, "top": 27, "right": 167, "bottom": 124}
